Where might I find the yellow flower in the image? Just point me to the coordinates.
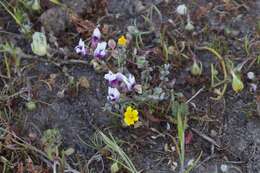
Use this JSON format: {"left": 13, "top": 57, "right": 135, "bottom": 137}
{"left": 124, "top": 106, "right": 139, "bottom": 126}
{"left": 118, "top": 35, "right": 127, "bottom": 46}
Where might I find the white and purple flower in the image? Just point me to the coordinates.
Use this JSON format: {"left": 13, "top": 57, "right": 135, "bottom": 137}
{"left": 104, "top": 71, "right": 136, "bottom": 91}
{"left": 75, "top": 39, "right": 87, "bottom": 56}
{"left": 123, "top": 74, "right": 136, "bottom": 91}
{"left": 104, "top": 71, "right": 120, "bottom": 87}
{"left": 94, "top": 42, "right": 107, "bottom": 59}
{"left": 91, "top": 27, "right": 101, "bottom": 48}
{"left": 107, "top": 87, "right": 120, "bottom": 102}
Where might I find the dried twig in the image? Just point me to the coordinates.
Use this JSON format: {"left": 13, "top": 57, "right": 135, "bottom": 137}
{"left": 190, "top": 127, "right": 220, "bottom": 148}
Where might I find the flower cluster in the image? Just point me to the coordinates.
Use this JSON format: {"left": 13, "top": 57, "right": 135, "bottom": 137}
{"left": 74, "top": 27, "right": 107, "bottom": 59}
{"left": 105, "top": 71, "right": 136, "bottom": 102}
{"left": 74, "top": 27, "right": 140, "bottom": 126}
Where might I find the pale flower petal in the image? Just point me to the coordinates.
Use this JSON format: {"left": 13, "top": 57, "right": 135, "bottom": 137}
{"left": 92, "top": 27, "right": 101, "bottom": 39}
{"left": 107, "top": 87, "right": 120, "bottom": 102}
{"left": 75, "top": 39, "right": 87, "bottom": 56}
{"left": 94, "top": 42, "right": 107, "bottom": 58}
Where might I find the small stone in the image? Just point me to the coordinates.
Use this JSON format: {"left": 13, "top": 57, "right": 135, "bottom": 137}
{"left": 247, "top": 72, "right": 255, "bottom": 80}
{"left": 134, "top": 0, "right": 146, "bottom": 13}
{"left": 62, "top": 0, "right": 87, "bottom": 15}
{"left": 40, "top": 7, "right": 68, "bottom": 35}
{"left": 78, "top": 76, "right": 90, "bottom": 89}
{"left": 28, "top": 132, "right": 37, "bottom": 140}
{"left": 220, "top": 164, "right": 229, "bottom": 172}
{"left": 176, "top": 4, "right": 188, "bottom": 15}
{"left": 210, "top": 129, "right": 217, "bottom": 137}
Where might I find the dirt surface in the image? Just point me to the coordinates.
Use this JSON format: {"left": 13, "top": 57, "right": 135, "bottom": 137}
{"left": 0, "top": 0, "right": 260, "bottom": 173}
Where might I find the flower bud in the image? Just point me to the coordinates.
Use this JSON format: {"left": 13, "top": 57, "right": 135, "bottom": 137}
{"left": 26, "top": 101, "right": 36, "bottom": 111}
{"left": 108, "top": 39, "right": 116, "bottom": 49}
{"left": 231, "top": 71, "right": 244, "bottom": 93}
{"left": 31, "top": 0, "right": 41, "bottom": 11}
{"left": 185, "top": 21, "right": 194, "bottom": 31}
{"left": 191, "top": 61, "right": 203, "bottom": 76}
{"left": 31, "top": 32, "right": 47, "bottom": 56}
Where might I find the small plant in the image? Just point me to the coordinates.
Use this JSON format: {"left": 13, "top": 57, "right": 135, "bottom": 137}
{"left": 98, "top": 131, "right": 140, "bottom": 173}
{"left": 172, "top": 101, "right": 201, "bottom": 173}
{"left": 41, "top": 128, "right": 62, "bottom": 160}
{"left": 257, "top": 55, "right": 260, "bottom": 64}
{"left": 244, "top": 35, "right": 250, "bottom": 56}
{"left": 0, "top": 0, "right": 32, "bottom": 35}
{"left": 127, "top": 23, "right": 151, "bottom": 49}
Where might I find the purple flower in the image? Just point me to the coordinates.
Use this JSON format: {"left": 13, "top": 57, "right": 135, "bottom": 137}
{"left": 91, "top": 27, "right": 101, "bottom": 48}
{"left": 75, "top": 39, "right": 87, "bottom": 56}
{"left": 94, "top": 42, "right": 107, "bottom": 59}
{"left": 107, "top": 87, "right": 120, "bottom": 102}
{"left": 104, "top": 71, "right": 119, "bottom": 87}
{"left": 104, "top": 71, "right": 136, "bottom": 91}
{"left": 249, "top": 83, "right": 257, "bottom": 92}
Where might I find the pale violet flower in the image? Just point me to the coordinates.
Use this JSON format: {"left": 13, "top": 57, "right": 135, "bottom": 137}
{"left": 94, "top": 42, "right": 107, "bottom": 58}
{"left": 91, "top": 27, "right": 101, "bottom": 48}
{"left": 176, "top": 4, "right": 187, "bottom": 15}
{"left": 104, "top": 71, "right": 120, "bottom": 87}
{"left": 75, "top": 39, "right": 87, "bottom": 56}
{"left": 249, "top": 83, "right": 257, "bottom": 92}
{"left": 107, "top": 87, "right": 120, "bottom": 102}
{"left": 120, "top": 73, "right": 136, "bottom": 91}
{"left": 104, "top": 71, "right": 136, "bottom": 91}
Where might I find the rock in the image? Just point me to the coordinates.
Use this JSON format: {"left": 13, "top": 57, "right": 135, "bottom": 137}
{"left": 62, "top": 0, "right": 88, "bottom": 15}
{"left": 40, "top": 7, "right": 68, "bottom": 35}
{"left": 39, "top": 0, "right": 89, "bottom": 35}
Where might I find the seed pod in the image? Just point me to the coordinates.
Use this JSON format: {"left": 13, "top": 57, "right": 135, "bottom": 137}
{"left": 26, "top": 101, "right": 36, "bottom": 111}
{"left": 191, "top": 60, "right": 203, "bottom": 76}
{"left": 231, "top": 71, "right": 244, "bottom": 93}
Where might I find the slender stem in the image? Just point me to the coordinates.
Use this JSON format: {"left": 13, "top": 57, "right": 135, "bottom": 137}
{"left": 196, "top": 46, "right": 228, "bottom": 100}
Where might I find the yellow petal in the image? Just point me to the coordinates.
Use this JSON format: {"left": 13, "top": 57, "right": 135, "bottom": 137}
{"left": 118, "top": 36, "right": 127, "bottom": 46}
{"left": 126, "top": 106, "right": 132, "bottom": 113}
{"left": 124, "top": 117, "right": 134, "bottom": 126}
{"left": 133, "top": 114, "right": 139, "bottom": 122}
{"left": 132, "top": 110, "right": 138, "bottom": 116}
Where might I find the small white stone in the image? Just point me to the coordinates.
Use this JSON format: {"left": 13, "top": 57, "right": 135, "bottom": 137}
{"left": 220, "top": 164, "right": 228, "bottom": 172}
{"left": 176, "top": 4, "right": 188, "bottom": 15}
{"left": 247, "top": 72, "right": 255, "bottom": 80}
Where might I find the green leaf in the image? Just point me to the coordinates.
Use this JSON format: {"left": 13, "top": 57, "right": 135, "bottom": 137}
{"left": 64, "top": 148, "right": 75, "bottom": 156}
{"left": 111, "top": 162, "right": 120, "bottom": 173}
